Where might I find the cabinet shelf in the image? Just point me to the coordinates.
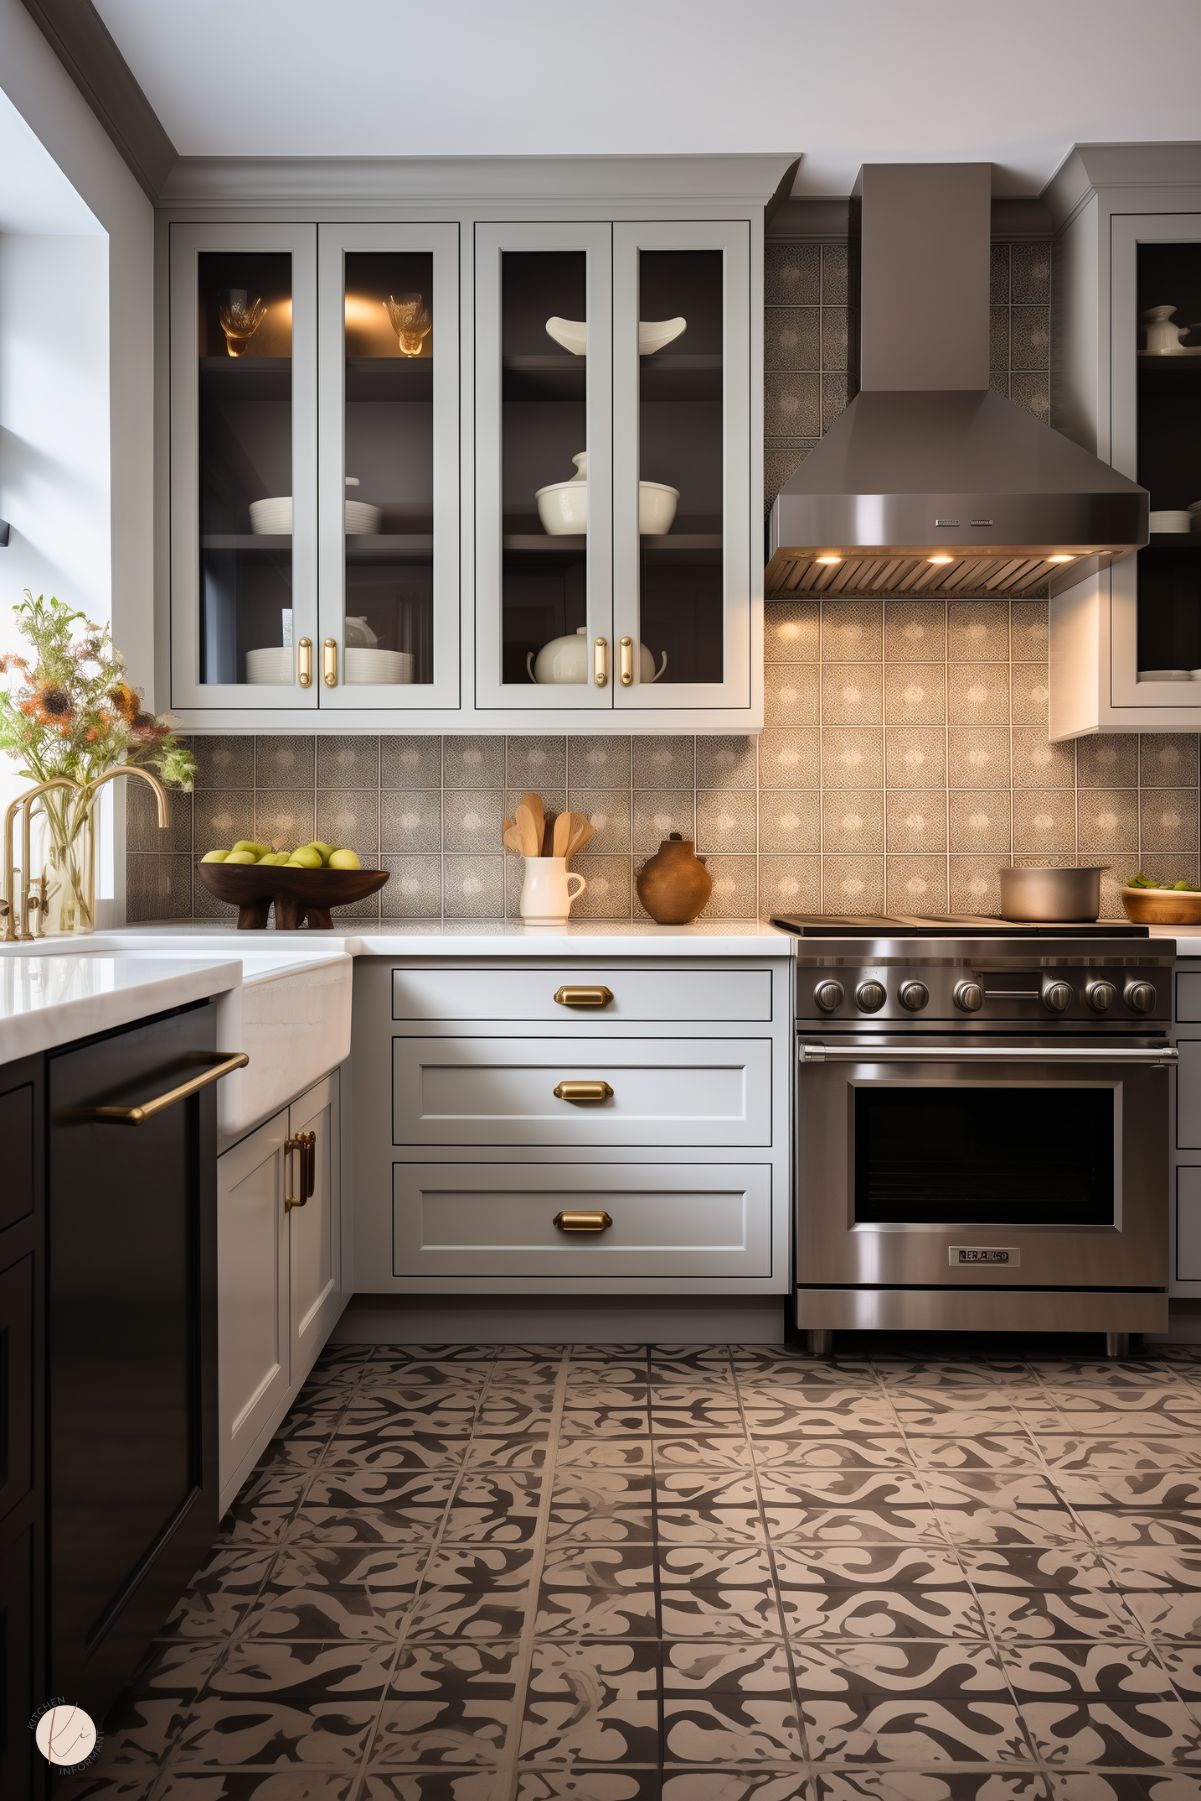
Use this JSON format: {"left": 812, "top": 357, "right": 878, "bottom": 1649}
{"left": 1138, "top": 355, "right": 1201, "bottom": 397}
{"left": 199, "top": 355, "right": 433, "bottom": 402}
{"left": 203, "top": 532, "right": 434, "bottom": 560}
{"left": 502, "top": 532, "right": 722, "bottom": 560}
{"left": 502, "top": 354, "right": 722, "bottom": 400}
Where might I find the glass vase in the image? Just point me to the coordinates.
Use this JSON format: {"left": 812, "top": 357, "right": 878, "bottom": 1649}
{"left": 42, "top": 810, "right": 95, "bottom": 936}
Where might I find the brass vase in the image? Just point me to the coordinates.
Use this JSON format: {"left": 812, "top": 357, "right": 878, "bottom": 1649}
{"left": 636, "top": 833, "right": 713, "bottom": 925}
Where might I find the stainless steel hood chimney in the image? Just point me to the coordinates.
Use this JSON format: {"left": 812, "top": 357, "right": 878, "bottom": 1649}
{"left": 765, "top": 163, "right": 1147, "bottom": 599}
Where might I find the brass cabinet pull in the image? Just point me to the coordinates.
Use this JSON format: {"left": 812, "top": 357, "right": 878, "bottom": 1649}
{"left": 322, "top": 637, "right": 338, "bottom": 687}
{"left": 284, "top": 1131, "right": 307, "bottom": 1212}
{"left": 619, "top": 636, "right": 634, "bottom": 686}
{"left": 593, "top": 636, "right": 608, "bottom": 687}
{"left": 304, "top": 1128, "right": 317, "bottom": 1199}
{"left": 553, "top": 1079, "right": 613, "bottom": 1103}
{"left": 78, "top": 1050, "right": 249, "bottom": 1127}
{"left": 554, "top": 985, "right": 613, "bottom": 1009}
{"left": 554, "top": 1209, "right": 613, "bottom": 1233}
{"left": 297, "top": 637, "right": 313, "bottom": 688}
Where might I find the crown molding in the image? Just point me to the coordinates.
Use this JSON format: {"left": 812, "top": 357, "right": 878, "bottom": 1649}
{"left": 1044, "top": 140, "right": 1201, "bottom": 231}
{"left": 158, "top": 152, "right": 799, "bottom": 210}
{"left": 19, "top": 0, "right": 178, "bottom": 199}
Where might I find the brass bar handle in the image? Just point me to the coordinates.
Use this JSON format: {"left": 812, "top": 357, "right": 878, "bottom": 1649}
{"left": 304, "top": 1129, "right": 317, "bottom": 1199}
{"left": 593, "top": 636, "right": 608, "bottom": 688}
{"left": 554, "top": 1209, "right": 613, "bottom": 1234}
{"left": 284, "top": 1131, "right": 307, "bottom": 1212}
{"left": 619, "top": 636, "right": 634, "bottom": 687}
{"left": 297, "top": 637, "right": 313, "bottom": 688}
{"left": 79, "top": 1051, "right": 250, "bottom": 1127}
{"left": 554, "top": 985, "right": 613, "bottom": 1009}
{"left": 553, "top": 1079, "right": 614, "bottom": 1104}
{"left": 323, "top": 637, "right": 338, "bottom": 688}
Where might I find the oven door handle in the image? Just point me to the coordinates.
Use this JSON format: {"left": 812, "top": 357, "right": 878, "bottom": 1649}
{"left": 800, "top": 1043, "right": 1178, "bottom": 1066}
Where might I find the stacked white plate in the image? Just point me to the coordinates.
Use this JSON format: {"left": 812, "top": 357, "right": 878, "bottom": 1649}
{"left": 1189, "top": 500, "right": 1201, "bottom": 532}
{"left": 245, "top": 647, "right": 294, "bottom": 684}
{"left": 344, "top": 648, "right": 414, "bottom": 684}
{"left": 1149, "top": 509, "right": 1193, "bottom": 533}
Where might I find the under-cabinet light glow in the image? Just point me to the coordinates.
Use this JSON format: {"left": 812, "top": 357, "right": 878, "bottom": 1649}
{"left": 814, "top": 553, "right": 842, "bottom": 565}
{"left": 927, "top": 554, "right": 955, "bottom": 565}
{"left": 1047, "top": 554, "right": 1076, "bottom": 563}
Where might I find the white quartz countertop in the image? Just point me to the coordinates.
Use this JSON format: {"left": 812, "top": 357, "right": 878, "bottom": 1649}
{"left": 64, "top": 919, "right": 794, "bottom": 958}
{"left": 0, "top": 953, "right": 243, "bottom": 1064}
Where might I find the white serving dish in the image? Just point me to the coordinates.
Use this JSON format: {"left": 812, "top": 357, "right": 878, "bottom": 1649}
{"left": 526, "top": 625, "right": 666, "bottom": 685}
{"left": 344, "top": 648, "right": 414, "bottom": 685}
{"left": 245, "top": 646, "right": 294, "bottom": 684}
{"left": 535, "top": 451, "right": 678, "bottom": 536}
{"left": 544, "top": 315, "right": 687, "bottom": 357}
{"left": 1150, "top": 510, "right": 1193, "bottom": 534}
{"left": 249, "top": 489, "right": 382, "bottom": 536}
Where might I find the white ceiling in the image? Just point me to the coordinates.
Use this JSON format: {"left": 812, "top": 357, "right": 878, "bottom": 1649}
{"left": 94, "top": 0, "right": 1200, "bottom": 196}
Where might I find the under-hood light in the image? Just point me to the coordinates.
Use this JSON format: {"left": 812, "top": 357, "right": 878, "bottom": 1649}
{"left": 814, "top": 553, "right": 842, "bottom": 565}
{"left": 1047, "top": 554, "right": 1076, "bottom": 564}
{"left": 927, "top": 555, "right": 954, "bottom": 566}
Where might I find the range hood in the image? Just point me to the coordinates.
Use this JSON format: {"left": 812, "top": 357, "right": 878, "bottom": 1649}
{"left": 765, "top": 163, "right": 1147, "bottom": 598}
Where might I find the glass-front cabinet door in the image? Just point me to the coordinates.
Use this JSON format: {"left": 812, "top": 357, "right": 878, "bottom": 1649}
{"left": 1109, "top": 213, "right": 1201, "bottom": 711}
{"left": 170, "top": 223, "right": 318, "bottom": 711}
{"left": 474, "top": 223, "right": 613, "bottom": 710}
{"left": 612, "top": 221, "right": 752, "bottom": 711}
{"left": 316, "top": 224, "right": 460, "bottom": 712}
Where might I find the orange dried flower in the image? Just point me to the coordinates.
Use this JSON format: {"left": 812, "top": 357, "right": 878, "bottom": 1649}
{"left": 25, "top": 683, "right": 75, "bottom": 727}
{"left": 109, "top": 682, "right": 139, "bottom": 724}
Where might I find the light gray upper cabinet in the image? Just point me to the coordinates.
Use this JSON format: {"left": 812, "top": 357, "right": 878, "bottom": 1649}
{"left": 159, "top": 159, "right": 780, "bottom": 731}
{"left": 1048, "top": 148, "right": 1201, "bottom": 737}
{"left": 168, "top": 220, "right": 461, "bottom": 724}
{"left": 472, "top": 218, "right": 756, "bottom": 725}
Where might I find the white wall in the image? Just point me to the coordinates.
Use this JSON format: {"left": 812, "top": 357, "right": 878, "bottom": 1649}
{"left": 0, "top": 0, "right": 156, "bottom": 914}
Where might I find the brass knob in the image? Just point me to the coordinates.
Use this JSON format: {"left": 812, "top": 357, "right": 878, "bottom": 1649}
{"left": 553, "top": 1080, "right": 614, "bottom": 1103}
{"left": 553, "top": 1209, "right": 613, "bottom": 1233}
{"left": 554, "top": 985, "right": 614, "bottom": 1009}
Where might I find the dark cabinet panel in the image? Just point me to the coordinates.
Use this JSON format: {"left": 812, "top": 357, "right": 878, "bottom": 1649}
{"left": 47, "top": 1004, "right": 218, "bottom": 1720}
{"left": 0, "top": 1254, "right": 33, "bottom": 1526}
{"left": 0, "top": 1518, "right": 39, "bottom": 1800}
{"left": 0, "top": 1082, "right": 35, "bottom": 1234}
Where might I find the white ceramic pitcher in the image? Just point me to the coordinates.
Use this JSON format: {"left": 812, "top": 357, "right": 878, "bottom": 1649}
{"left": 519, "top": 856, "right": 586, "bottom": 927}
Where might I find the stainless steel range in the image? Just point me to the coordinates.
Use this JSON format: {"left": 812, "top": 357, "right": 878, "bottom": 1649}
{"left": 770, "top": 915, "right": 1177, "bottom": 1355}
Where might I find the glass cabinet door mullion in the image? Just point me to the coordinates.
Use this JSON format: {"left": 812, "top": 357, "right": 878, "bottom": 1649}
{"left": 169, "top": 221, "right": 318, "bottom": 711}
{"left": 316, "top": 223, "right": 460, "bottom": 712}
{"left": 474, "top": 222, "right": 613, "bottom": 711}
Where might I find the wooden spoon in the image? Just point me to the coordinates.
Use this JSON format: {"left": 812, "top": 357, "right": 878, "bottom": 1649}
{"left": 552, "top": 812, "right": 571, "bottom": 858}
{"left": 565, "top": 815, "right": 594, "bottom": 859}
{"left": 519, "top": 791, "right": 544, "bottom": 840}
{"left": 515, "top": 801, "right": 542, "bottom": 858}
{"left": 502, "top": 817, "right": 524, "bottom": 855}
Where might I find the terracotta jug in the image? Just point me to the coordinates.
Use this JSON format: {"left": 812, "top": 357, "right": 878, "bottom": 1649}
{"left": 636, "top": 832, "right": 713, "bottom": 925}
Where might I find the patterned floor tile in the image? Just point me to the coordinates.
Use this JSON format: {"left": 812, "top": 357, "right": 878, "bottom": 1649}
{"left": 748, "top": 1437, "right": 914, "bottom": 1471}
{"left": 536, "top": 1548, "right": 658, "bottom": 1640}
{"left": 812, "top": 1777, "right": 1051, "bottom": 1799}
{"left": 997, "top": 1640, "right": 1174, "bottom": 1700}
{"left": 441, "top": 1473, "right": 545, "bottom": 1544}
{"left": 515, "top": 1772, "right": 662, "bottom": 1800}
{"left": 803, "top": 1697, "right": 1036, "bottom": 1764}
{"left": 205, "top": 1638, "right": 394, "bottom": 1699}
{"left": 154, "top": 1779, "right": 360, "bottom": 1800}
{"left": 548, "top": 1473, "right": 655, "bottom": 1544}
{"left": 1020, "top": 1700, "right": 1201, "bottom": 1766}
{"left": 160, "top": 1550, "right": 274, "bottom": 1639}
{"left": 170, "top": 1698, "right": 379, "bottom": 1767}
{"left": 1047, "top": 1778, "right": 1201, "bottom": 1801}
{"left": 520, "top": 1640, "right": 659, "bottom": 1765}
{"left": 789, "top": 1641, "right": 1009, "bottom": 1699}
{"left": 372, "top": 1643, "right": 521, "bottom": 1766}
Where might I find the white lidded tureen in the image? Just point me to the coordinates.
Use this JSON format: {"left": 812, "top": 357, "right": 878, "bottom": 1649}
{"left": 527, "top": 626, "right": 667, "bottom": 685}
{"left": 535, "top": 451, "right": 678, "bottom": 536}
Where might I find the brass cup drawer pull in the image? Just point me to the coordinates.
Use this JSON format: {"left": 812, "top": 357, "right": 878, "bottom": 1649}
{"left": 554, "top": 1209, "right": 613, "bottom": 1234}
{"left": 554, "top": 985, "right": 614, "bottom": 1009}
{"left": 78, "top": 1050, "right": 249, "bottom": 1126}
{"left": 553, "top": 1079, "right": 614, "bottom": 1103}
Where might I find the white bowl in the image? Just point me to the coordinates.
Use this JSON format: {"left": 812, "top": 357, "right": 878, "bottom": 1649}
{"left": 638, "top": 479, "right": 679, "bottom": 535}
{"left": 344, "top": 648, "right": 414, "bottom": 685}
{"left": 249, "top": 495, "right": 381, "bottom": 535}
{"left": 1150, "top": 510, "right": 1193, "bottom": 534}
{"left": 544, "top": 315, "right": 687, "bottom": 357}
{"left": 245, "top": 647, "right": 294, "bottom": 684}
{"left": 534, "top": 475, "right": 679, "bottom": 537}
{"left": 1138, "top": 668, "right": 1192, "bottom": 682}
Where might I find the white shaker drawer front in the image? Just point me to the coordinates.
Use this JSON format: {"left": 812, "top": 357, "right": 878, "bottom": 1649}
{"left": 391, "top": 1037, "right": 771, "bottom": 1146}
{"left": 392, "top": 1162, "right": 772, "bottom": 1278}
{"left": 391, "top": 965, "right": 773, "bottom": 1024}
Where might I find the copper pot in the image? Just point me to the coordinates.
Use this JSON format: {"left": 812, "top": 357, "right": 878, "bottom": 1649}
{"left": 636, "top": 833, "right": 713, "bottom": 925}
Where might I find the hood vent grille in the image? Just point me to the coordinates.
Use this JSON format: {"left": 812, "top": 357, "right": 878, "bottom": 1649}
{"left": 771, "top": 550, "right": 1070, "bottom": 600}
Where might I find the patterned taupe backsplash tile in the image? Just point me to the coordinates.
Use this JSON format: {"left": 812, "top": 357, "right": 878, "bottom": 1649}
{"left": 126, "top": 237, "right": 1200, "bottom": 924}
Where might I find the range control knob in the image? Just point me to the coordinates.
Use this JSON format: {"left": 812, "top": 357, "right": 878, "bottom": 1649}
{"left": 898, "top": 980, "right": 929, "bottom": 1012}
{"left": 1125, "top": 979, "right": 1157, "bottom": 1015}
{"left": 855, "top": 979, "right": 887, "bottom": 1014}
{"left": 953, "top": 979, "right": 984, "bottom": 1013}
{"left": 1043, "top": 980, "right": 1075, "bottom": 1013}
{"left": 1086, "top": 979, "right": 1117, "bottom": 1013}
{"left": 814, "top": 979, "right": 845, "bottom": 1014}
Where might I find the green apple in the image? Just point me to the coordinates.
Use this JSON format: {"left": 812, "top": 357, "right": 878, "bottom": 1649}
{"left": 225, "top": 850, "right": 257, "bottom": 864}
{"left": 287, "top": 845, "right": 323, "bottom": 869}
{"left": 307, "top": 841, "right": 336, "bottom": 864}
{"left": 329, "top": 847, "right": 361, "bottom": 871}
{"left": 232, "top": 840, "right": 269, "bottom": 858}
{"left": 200, "top": 849, "right": 229, "bottom": 863}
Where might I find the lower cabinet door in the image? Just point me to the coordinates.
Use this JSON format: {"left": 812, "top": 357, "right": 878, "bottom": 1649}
{"left": 392, "top": 1161, "right": 773, "bottom": 1280}
{"left": 217, "top": 1109, "right": 291, "bottom": 1512}
{"left": 47, "top": 1005, "right": 218, "bottom": 1721}
{"left": 0, "top": 1518, "right": 39, "bottom": 1801}
{"left": 288, "top": 1073, "right": 342, "bottom": 1384}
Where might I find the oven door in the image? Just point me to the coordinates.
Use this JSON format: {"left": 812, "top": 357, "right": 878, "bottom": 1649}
{"left": 797, "top": 1037, "right": 1174, "bottom": 1290}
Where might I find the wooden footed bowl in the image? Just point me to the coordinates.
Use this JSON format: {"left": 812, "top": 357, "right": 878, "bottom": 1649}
{"left": 197, "top": 862, "right": 389, "bottom": 929}
{"left": 1121, "top": 884, "right": 1201, "bottom": 927}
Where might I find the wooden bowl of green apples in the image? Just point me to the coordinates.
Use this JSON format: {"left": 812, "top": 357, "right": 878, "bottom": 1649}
{"left": 1121, "top": 872, "right": 1201, "bottom": 927}
{"left": 197, "top": 839, "right": 389, "bottom": 929}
